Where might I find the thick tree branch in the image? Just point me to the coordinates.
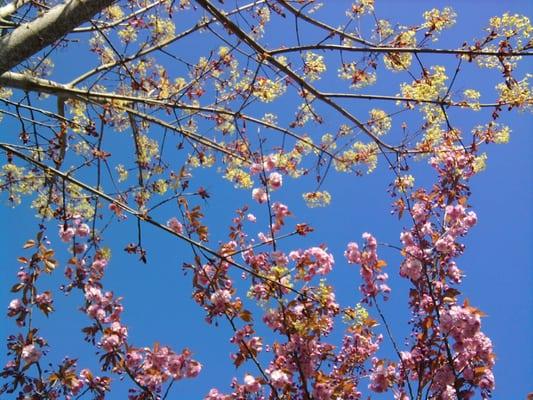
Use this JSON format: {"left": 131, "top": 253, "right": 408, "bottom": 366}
{"left": 0, "top": 0, "right": 116, "bottom": 75}
{"left": 73, "top": 0, "right": 163, "bottom": 33}
{"left": 0, "top": 0, "right": 30, "bottom": 20}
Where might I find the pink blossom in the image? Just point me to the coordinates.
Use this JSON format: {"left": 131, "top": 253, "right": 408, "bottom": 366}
{"left": 394, "top": 391, "right": 411, "bottom": 400}
{"left": 433, "top": 366, "right": 455, "bottom": 389}
{"left": 7, "top": 298, "right": 23, "bottom": 316}
{"left": 17, "top": 271, "right": 30, "bottom": 283}
{"left": 445, "top": 204, "right": 465, "bottom": 222}
{"left": 400, "top": 231, "right": 415, "bottom": 246}
{"left": 59, "top": 225, "right": 75, "bottom": 242}
{"left": 344, "top": 242, "right": 361, "bottom": 264}
{"left": 441, "top": 305, "right": 481, "bottom": 340}
{"left": 263, "top": 154, "right": 277, "bottom": 171}
{"left": 250, "top": 283, "right": 268, "bottom": 300}
{"left": 441, "top": 385, "right": 457, "bottom": 400}
{"left": 21, "top": 344, "right": 41, "bottom": 364}
{"left": 246, "top": 213, "right": 256, "bottom": 222}
{"left": 197, "top": 264, "right": 216, "bottom": 286}
{"left": 249, "top": 163, "right": 262, "bottom": 174}
{"left": 347, "top": 233, "right": 389, "bottom": 300}
{"left": 167, "top": 217, "right": 184, "bottom": 235}
{"left": 290, "top": 246, "right": 334, "bottom": 280}
{"left": 420, "top": 221, "right": 433, "bottom": 236}
{"left": 86, "top": 304, "right": 105, "bottom": 321}
{"left": 411, "top": 202, "right": 429, "bottom": 223}
{"left": 35, "top": 292, "right": 52, "bottom": 306}
{"left": 263, "top": 309, "right": 282, "bottom": 331}
{"left": 99, "top": 322, "right": 128, "bottom": 352}
{"left": 452, "top": 331, "right": 494, "bottom": 380}
{"left": 70, "top": 374, "right": 85, "bottom": 395}
{"left": 91, "top": 258, "right": 107, "bottom": 274}
{"left": 268, "top": 172, "right": 283, "bottom": 190}
{"left": 271, "top": 202, "right": 290, "bottom": 233}
{"left": 210, "top": 289, "right": 231, "bottom": 313}
{"left": 257, "top": 232, "right": 270, "bottom": 243}
{"left": 379, "top": 283, "right": 391, "bottom": 294}
{"left": 79, "top": 368, "right": 92, "bottom": 382}
{"left": 369, "top": 358, "right": 395, "bottom": 392}
{"left": 361, "top": 232, "right": 378, "bottom": 265}
{"left": 447, "top": 261, "right": 463, "bottom": 283}
{"left": 186, "top": 359, "right": 202, "bottom": 378}
{"left": 108, "top": 203, "right": 124, "bottom": 217}
{"left": 313, "top": 381, "right": 333, "bottom": 399}
{"left": 308, "top": 247, "right": 335, "bottom": 275}
{"left": 73, "top": 242, "right": 88, "bottom": 254}
{"left": 76, "top": 223, "right": 91, "bottom": 237}
{"left": 205, "top": 388, "right": 227, "bottom": 400}
{"left": 84, "top": 285, "right": 103, "bottom": 302}
{"left": 110, "top": 321, "right": 128, "bottom": 338}
{"left": 243, "top": 374, "right": 261, "bottom": 392}
{"left": 477, "top": 370, "right": 494, "bottom": 390}
{"left": 252, "top": 188, "right": 267, "bottom": 203}
{"left": 243, "top": 251, "right": 268, "bottom": 271}
{"left": 100, "top": 333, "right": 121, "bottom": 352}
{"left": 435, "top": 234, "right": 455, "bottom": 254}
{"left": 400, "top": 258, "right": 423, "bottom": 281}
{"left": 464, "top": 211, "right": 477, "bottom": 228}
{"left": 126, "top": 349, "right": 143, "bottom": 369}
{"left": 271, "top": 202, "right": 289, "bottom": 218}
{"left": 271, "top": 251, "right": 288, "bottom": 266}
{"left": 167, "top": 353, "right": 185, "bottom": 378}
{"left": 269, "top": 369, "right": 290, "bottom": 388}
{"left": 248, "top": 336, "right": 263, "bottom": 353}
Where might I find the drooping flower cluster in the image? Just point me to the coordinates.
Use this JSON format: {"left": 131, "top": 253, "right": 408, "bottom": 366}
{"left": 345, "top": 233, "right": 390, "bottom": 301}
{"left": 392, "top": 132, "right": 495, "bottom": 399}
{"left": 2, "top": 234, "right": 111, "bottom": 398}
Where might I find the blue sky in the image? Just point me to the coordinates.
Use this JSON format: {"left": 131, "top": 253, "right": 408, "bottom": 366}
{"left": 1, "top": 1, "right": 532, "bottom": 398}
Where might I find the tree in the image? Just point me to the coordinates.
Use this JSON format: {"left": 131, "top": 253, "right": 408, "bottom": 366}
{"left": 0, "top": 0, "right": 531, "bottom": 399}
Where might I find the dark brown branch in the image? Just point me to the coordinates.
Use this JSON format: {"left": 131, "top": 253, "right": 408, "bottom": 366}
{"left": 276, "top": 0, "right": 372, "bottom": 46}
{"left": 195, "top": 0, "right": 398, "bottom": 154}
{"left": 68, "top": 0, "right": 265, "bottom": 86}
{"left": 0, "top": 142, "right": 300, "bottom": 298}
{"left": 269, "top": 44, "right": 533, "bottom": 57}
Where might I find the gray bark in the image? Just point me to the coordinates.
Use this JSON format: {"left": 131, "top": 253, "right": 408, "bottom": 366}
{"left": 0, "top": 0, "right": 115, "bottom": 75}
{"left": 0, "top": 0, "right": 30, "bottom": 20}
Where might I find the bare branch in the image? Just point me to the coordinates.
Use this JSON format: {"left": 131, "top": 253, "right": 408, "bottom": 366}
{"left": 68, "top": 0, "right": 265, "bottom": 86}
{"left": 269, "top": 44, "right": 533, "bottom": 57}
{"left": 195, "top": 0, "right": 398, "bottom": 154}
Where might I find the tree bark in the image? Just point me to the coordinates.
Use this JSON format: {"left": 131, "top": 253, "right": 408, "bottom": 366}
{"left": 0, "top": 0, "right": 115, "bottom": 75}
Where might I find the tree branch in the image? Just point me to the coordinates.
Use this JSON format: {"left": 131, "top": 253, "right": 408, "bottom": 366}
{"left": 0, "top": 0, "right": 30, "bottom": 20}
{"left": 195, "top": 0, "right": 397, "bottom": 154}
{"left": 269, "top": 44, "right": 533, "bottom": 57}
{"left": 0, "top": 0, "right": 116, "bottom": 75}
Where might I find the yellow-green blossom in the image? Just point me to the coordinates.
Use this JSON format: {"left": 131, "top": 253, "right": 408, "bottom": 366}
{"left": 368, "top": 109, "right": 392, "bottom": 136}
{"left": 423, "top": 7, "right": 457, "bottom": 33}
{"left": 303, "top": 191, "right": 332, "bottom": 208}
{"left": 303, "top": 52, "right": 326, "bottom": 81}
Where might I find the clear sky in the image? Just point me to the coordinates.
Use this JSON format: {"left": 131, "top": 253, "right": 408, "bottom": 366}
{"left": 1, "top": 1, "right": 531, "bottom": 398}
